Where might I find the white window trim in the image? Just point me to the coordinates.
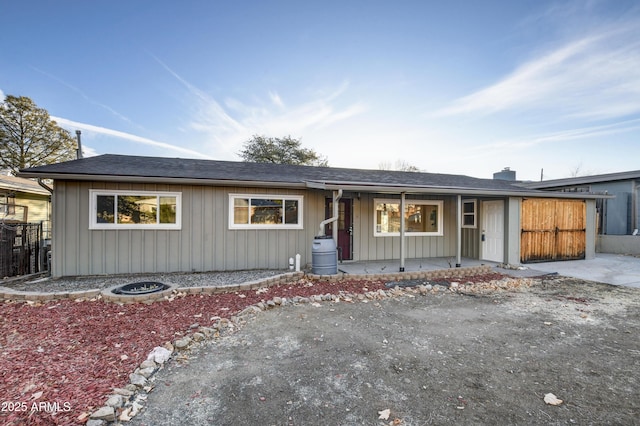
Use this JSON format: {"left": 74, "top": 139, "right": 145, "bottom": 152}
{"left": 89, "top": 190, "right": 182, "bottom": 230}
{"left": 462, "top": 199, "right": 477, "bottom": 229}
{"left": 373, "top": 198, "right": 444, "bottom": 237}
{"left": 229, "top": 194, "right": 304, "bottom": 230}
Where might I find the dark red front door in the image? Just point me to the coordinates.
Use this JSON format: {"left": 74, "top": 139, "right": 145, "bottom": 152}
{"left": 325, "top": 198, "right": 353, "bottom": 261}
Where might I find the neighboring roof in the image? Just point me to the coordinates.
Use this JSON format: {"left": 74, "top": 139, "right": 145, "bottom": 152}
{"left": 0, "top": 174, "right": 50, "bottom": 196}
{"left": 18, "top": 154, "right": 607, "bottom": 199}
{"left": 521, "top": 170, "right": 640, "bottom": 190}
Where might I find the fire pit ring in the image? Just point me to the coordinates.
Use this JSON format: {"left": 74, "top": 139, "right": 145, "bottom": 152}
{"left": 112, "top": 281, "right": 170, "bottom": 295}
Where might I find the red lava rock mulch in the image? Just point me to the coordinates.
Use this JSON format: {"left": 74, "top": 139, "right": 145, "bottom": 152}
{"left": 0, "top": 279, "right": 390, "bottom": 425}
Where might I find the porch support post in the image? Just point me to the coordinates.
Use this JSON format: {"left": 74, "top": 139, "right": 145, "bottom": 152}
{"left": 456, "top": 194, "right": 462, "bottom": 267}
{"left": 332, "top": 190, "right": 340, "bottom": 243}
{"left": 400, "top": 191, "right": 406, "bottom": 272}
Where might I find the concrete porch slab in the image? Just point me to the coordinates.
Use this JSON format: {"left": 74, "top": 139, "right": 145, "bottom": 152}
{"left": 337, "top": 257, "right": 494, "bottom": 275}
{"left": 337, "top": 253, "right": 640, "bottom": 288}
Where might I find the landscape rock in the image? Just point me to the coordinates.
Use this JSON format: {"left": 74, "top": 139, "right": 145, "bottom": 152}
{"left": 130, "top": 401, "right": 144, "bottom": 417}
{"left": 147, "top": 346, "right": 172, "bottom": 364}
{"left": 119, "top": 407, "right": 134, "bottom": 422}
{"left": 137, "top": 367, "right": 156, "bottom": 378}
{"left": 174, "top": 336, "right": 192, "bottom": 350}
{"left": 112, "top": 387, "right": 134, "bottom": 397}
{"left": 89, "top": 406, "right": 115, "bottom": 422}
{"left": 124, "top": 384, "right": 138, "bottom": 392}
{"left": 139, "top": 359, "right": 157, "bottom": 369}
{"left": 129, "top": 373, "right": 148, "bottom": 388}
{"left": 105, "top": 394, "right": 124, "bottom": 408}
{"left": 199, "top": 326, "right": 215, "bottom": 337}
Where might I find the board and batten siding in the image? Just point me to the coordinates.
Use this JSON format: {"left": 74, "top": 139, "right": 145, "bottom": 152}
{"left": 52, "top": 182, "right": 474, "bottom": 277}
{"left": 348, "top": 193, "right": 458, "bottom": 262}
{"left": 51, "top": 181, "right": 327, "bottom": 277}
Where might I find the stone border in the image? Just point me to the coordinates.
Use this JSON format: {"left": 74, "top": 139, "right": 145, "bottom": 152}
{"left": 0, "top": 266, "right": 491, "bottom": 303}
{"left": 0, "top": 287, "right": 103, "bottom": 303}
{"left": 0, "top": 272, "right": 306, "bottom": 303}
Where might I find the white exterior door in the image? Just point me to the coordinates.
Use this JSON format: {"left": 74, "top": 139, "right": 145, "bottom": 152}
{"left": 482, "top": 200, "right": 504, "bottom": 263}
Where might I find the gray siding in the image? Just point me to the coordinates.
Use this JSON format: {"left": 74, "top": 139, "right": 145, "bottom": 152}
{"left": 585, "top": 199, "right": 596, "bottom": 259}
{"left": 54, "top": 182, "right": 599, "bottom": 276}
{"left": 505, "top": 197, "right": 522, "bottom": 265}
{"left": 52, "top": 181, "right": 327, "bottom": 277}
{"left": 349, "top": 193, "right": 457, "bottom": 262}
{"left": 592, "top": 181, "right": 633, "bottom": 235}
{"left": 51, "top": 184, "right": 463, "bottom": 276}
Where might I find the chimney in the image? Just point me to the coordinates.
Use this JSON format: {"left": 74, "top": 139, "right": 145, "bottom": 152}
{"left": 76, "top": 130, "right": 83, "bottom": 159}
{"left": 493, "top": 167, "right": 516, "bottom": 181}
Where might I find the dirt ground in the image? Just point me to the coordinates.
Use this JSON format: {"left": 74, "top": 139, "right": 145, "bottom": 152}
{"left": 128, "top": 277, "right": 640, "bottom": 426}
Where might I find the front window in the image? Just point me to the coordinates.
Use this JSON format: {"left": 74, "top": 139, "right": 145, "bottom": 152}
{"left": 90, "top": 190, "right": 181, "bottom": 229}
{"left": 374, "top": 199, "right": 443, "bottom": 236}
{"left": 230, "top": 194, "right": 303, "bottom": 229}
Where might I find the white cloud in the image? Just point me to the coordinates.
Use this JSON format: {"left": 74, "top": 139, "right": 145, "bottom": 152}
{"left": 269, "top": 91, "right": 285, "bottom": 108}
{"left": 434, "top": 19, "right": 640, "bottom": 121}
{"left": 31, "top": 67, "right": 134, "bottom": 125}
{"left": 481, "top": 117, "right": 640, "bottom": 150}
{"left": 52, "top": 117, "right": 212, "bottom": 159}
{"left": 152, "top": 55, "right": 366, "bottom": 158}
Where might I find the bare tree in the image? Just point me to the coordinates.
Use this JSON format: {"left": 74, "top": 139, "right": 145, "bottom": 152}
{"left": 379, "top": 159, "right": 422, "bottom": 172}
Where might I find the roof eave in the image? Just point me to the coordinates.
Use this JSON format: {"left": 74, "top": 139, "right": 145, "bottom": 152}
{"left": 16, "top": 172, "right": 612, "bottom": 199}
{"left": 16, "top": 172, "right": 307, "bottom": 189}
{"left": 522, "top": 170, "right": 640, "bottom": 189}
{"left": 307, "top": 181, "right": 612, "bottom": 199}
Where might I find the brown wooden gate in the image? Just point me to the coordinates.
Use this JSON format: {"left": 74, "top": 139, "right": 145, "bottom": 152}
{"left": 521, "top": 199, "right": 586, "bottom": 263}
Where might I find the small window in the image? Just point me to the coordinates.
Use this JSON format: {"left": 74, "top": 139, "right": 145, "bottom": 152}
{"left": 374, "top": 198, "right": 443, "bottom": 236}
{"left": 229, "top": 194, "right": 303, "bottom": 229}
{"left": 462, "top": 199, "right": 477, "bottom": 228}
{"left": 90, "top": 190, "right": 181, "bottom": 229}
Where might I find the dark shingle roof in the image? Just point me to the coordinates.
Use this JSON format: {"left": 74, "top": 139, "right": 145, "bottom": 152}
{"left": 521, "top": 170, "right": 640, "bottom": 189}
{"left": 17, "top": 154, "right": 602, "bottom": 198}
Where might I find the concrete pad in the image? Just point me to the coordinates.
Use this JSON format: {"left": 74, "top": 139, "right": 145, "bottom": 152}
{"left": 511, "top": 253, "right": 640, "bottom": 288}
{"left": 338, "top": 254, "right": 640, "bottom": 288}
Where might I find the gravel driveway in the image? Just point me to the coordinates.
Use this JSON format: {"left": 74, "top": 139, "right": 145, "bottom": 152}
{"left": 127, "top": 277, "right": 640, "bottom": 426}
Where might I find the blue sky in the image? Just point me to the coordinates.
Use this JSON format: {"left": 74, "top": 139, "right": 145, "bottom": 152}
{"left": 1, "top": 0, "right": 639, "bottom": 181}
